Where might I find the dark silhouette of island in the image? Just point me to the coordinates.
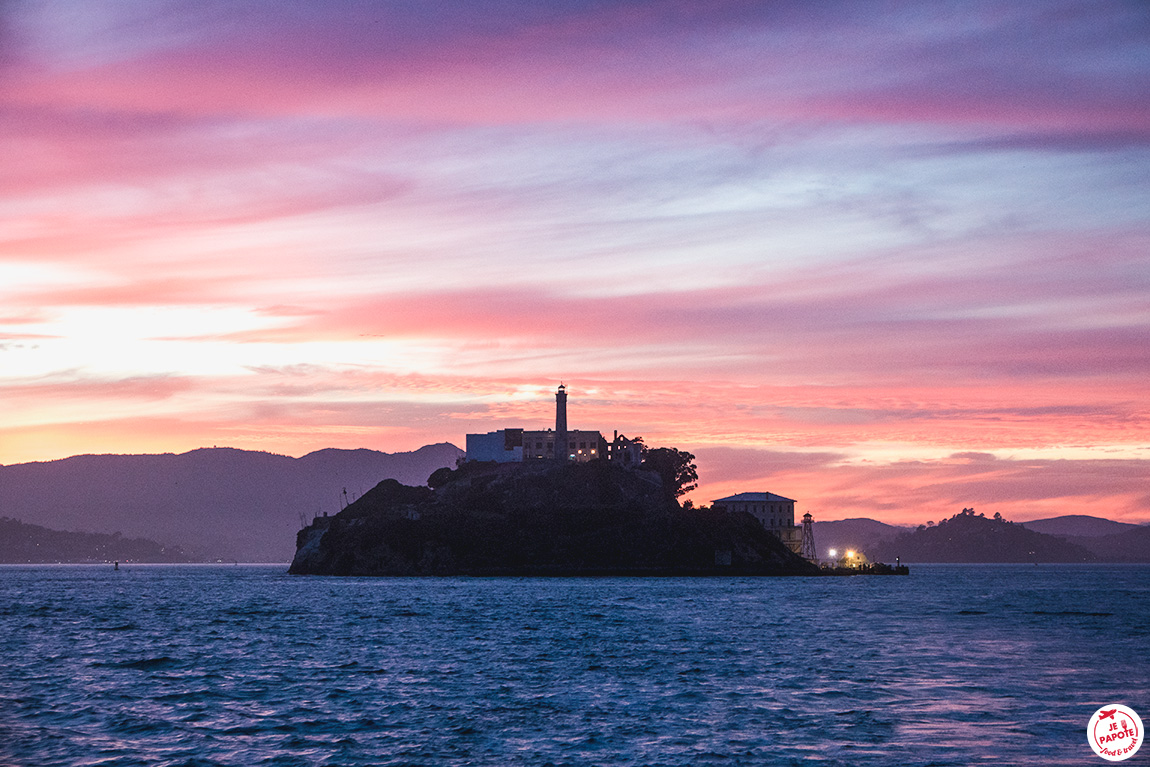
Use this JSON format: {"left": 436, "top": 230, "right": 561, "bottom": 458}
{"left": 0, "top": 444, "right": 462, "bottom": 562}
{"left": 290, "top": 460, "right": 820, "bottom": 576}
{"left": 0, "top": 517, "right": 191, "bottom": 563}
{"left": 869, "top": 509, "right": 1098, "bottom": 563}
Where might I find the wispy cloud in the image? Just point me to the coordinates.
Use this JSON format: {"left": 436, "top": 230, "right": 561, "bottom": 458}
{"left": 694, "top": 448, "right": 1150, "bottom": 524}
{"left": 2, "top": 0, "right": 1148, "bottom": 521}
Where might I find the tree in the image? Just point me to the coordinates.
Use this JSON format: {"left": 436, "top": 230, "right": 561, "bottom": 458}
{"left": 427, "top": 466, "right": 454, "bottom": 489}
{"left": 641, "top": 447, "right": 699, "bottom": 498}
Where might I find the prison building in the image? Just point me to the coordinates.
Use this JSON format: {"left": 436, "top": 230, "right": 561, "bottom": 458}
{"left": 712, "top": 492, "right": 802, "bottom": 553}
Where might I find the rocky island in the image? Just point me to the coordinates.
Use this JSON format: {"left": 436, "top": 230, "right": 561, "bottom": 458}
{"left": 289, "top": 460, "right": 820, "bottom": 576}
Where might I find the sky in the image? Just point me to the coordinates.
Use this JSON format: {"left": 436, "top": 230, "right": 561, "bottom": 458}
{"left": 2, "top": 0, "right": 1149, "bottom": 524}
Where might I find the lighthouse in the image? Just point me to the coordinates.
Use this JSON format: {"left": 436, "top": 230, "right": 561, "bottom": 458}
{"left": 463, "top": 383, "right": 606, "bottom": 463}
{"left": 555, "top": 384, "right": 568, "bottom": 462}
{"left": 801, "top": 512, "right": 816, "bottom": 562}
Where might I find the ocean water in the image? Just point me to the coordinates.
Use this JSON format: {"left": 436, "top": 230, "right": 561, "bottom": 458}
{"left": 1, "top": 564, "right": 1147, "bottom": 766}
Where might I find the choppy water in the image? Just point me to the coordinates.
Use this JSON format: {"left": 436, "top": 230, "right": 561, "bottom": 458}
{"left": 1, "top": 564, "right": 1147, "bottom": 766}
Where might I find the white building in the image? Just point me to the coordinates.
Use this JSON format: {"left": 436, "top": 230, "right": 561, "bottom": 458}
{"left": 464, "top": 428, "right": 525, "bottom": 463}
{"left": 712, "top": 492, "right": 802, "bottom": 553}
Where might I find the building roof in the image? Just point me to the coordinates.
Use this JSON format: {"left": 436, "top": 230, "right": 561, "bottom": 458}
{"left": 712, "top": 492, "right": 796, "bottom": 504}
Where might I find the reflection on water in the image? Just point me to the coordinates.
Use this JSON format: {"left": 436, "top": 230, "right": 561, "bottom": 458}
{"left": 1, "top": 564, "right": 1147, "bottom": 766}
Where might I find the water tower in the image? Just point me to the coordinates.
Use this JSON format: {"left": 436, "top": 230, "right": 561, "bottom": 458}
{"left": 800, "top": 512, "right": 816, "bottom": 562}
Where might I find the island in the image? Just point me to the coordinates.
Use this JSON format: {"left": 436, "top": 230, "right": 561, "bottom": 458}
{"left": 0, "top": 517, "right": 191, "bottom": 564}
{"left": 869, "top": 508, "right": 1099, "bottom": 563}
{"left": 289, "top": 459, "right": 822, "bottom": 576}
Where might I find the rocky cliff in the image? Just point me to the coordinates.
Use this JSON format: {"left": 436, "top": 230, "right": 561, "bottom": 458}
{"left": 289, "top": 461, "right": 819, "bottom": 576}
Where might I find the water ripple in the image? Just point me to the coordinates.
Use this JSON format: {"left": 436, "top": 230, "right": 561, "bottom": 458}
{"left": 0, "top": 563, "right": 1147, "bottom": 766}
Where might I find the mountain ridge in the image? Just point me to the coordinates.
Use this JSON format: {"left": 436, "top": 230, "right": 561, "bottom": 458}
{"left": 0, "top": 444, "right": 463, "bottom": 562}
{"left": 1019, "top": 514, "right": 1143, "bottom": 538}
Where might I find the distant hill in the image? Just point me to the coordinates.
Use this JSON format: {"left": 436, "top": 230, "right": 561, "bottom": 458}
{"left": 0, "top": 444, "right": 463, "bottom": 563}
{"left": 869, "top": 510, "right": 1097, "bottom": 563}
{"left": 0, "top": 517, "right": 191, "bottom": 563}
{"left": 1063, "top": 526, "right": 1150, "bottom": 563}
{"left": 812, "top": 518, "right": 907, "bottom": 560}
{"left": 1012, "top": 515, "right": 1150, "bottom": 562}
{"left": 1020, "top": 515, "right": 1141, "bottom": 538}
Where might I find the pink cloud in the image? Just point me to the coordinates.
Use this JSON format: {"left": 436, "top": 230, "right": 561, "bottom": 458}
{"left": 4, "top": 373, "right": 198, "bottom": 405}
{"left": 4, "top": 366, "right": 1148, "bottom": 523}
{"left": 691, "top": 448, "right": 1150, "bottom": 525}
{"left": 2, "top": 0, "right": 1144, "bottom": 143}
{"left": 0, "top": 108, "right": 412, "bottom": 247}
{"left": 0, "top": 309, "right": 51, "bottom": 325}
{"left": 7, "top": 277, "right": 248, "bottom": 308}
{"left": 2, "top": 0, "right": 1147, "bottom": 523}
{"left": 194, "top": 244, "right": 1150, "bottom": 386}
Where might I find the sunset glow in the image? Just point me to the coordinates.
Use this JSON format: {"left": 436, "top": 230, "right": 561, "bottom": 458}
{"left": 3, "top": 1, "right": 1148, "bottom": 524}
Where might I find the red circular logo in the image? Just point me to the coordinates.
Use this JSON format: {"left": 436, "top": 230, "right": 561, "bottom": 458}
{"left": 1089, "top": 704, "right": 1142, "bottom": 761}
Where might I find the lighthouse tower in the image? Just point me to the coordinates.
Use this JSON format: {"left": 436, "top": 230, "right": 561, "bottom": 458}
{"left": 555, "top": 384, "right": 568, "bottom": 462}
{"left": 800, "top": 512, "right": 816, "bottom": 562}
